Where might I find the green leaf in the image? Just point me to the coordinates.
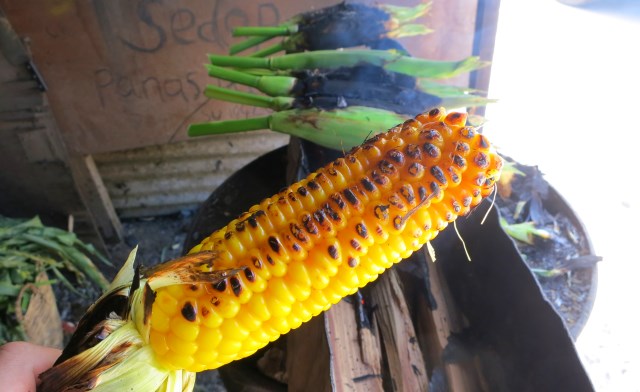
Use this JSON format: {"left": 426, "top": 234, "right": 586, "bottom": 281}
{"left": 55, "top": 232, "right": 77, "bottom": 246}
{"left": 61, "top": 245, "right": 109, "bottom": 291}
{"left": 209, "top": 50, "right": 489, "bottom": 79}
{"left": 0, "top": 282, "right": 21, "bottom": 297}
{"left": 49, "top": 266, "right": 81, "bottom": 295}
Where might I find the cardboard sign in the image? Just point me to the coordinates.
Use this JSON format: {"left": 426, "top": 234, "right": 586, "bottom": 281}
{"left": 5, "top": 0, "right": 477, "bottom": 154}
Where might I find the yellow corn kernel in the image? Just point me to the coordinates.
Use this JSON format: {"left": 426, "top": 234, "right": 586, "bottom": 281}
{"left": 304, "top": 289, "right": 330, "bottom": 315}
{"left": 194, "top": 350, "right": 218, "bottom": 369}
{"left": 149, "top": 307, "right": 171, "bottom": 333}
{"left": 169, "top": 315, "right": 200, "bottom": 342}
{"left": 284, "top": 268, "right": 311, "bottom": 302}
{"left": 234, "top": 307, "right": 262, "bottom": 332}
{"left": 251, "top": 324, "right": 276, "bottom": 343}
{"left": 217, "top": 339, "right": 242, "bottom": 356}
{"left": 245, "top": 293, "right": 271, "bottom": 322}
{"left": 148, "top": 108, "right": 501, "bottom": 372}
{"left": 214, "top": 296, "right": 241, "bottom": 319}
{"left": 149, "top": 330, "right": 170, "bottom": 356}
{"left": 264, "top": 290, "right": 292, "bottom": 319}
{"left": 286, "top": 312, "right": 303, "bottom": 331}
{"left": 199, "top": 301, "right": 223, "bottom": 329}
{"left": 167, "top": 353, "right": 195, "bottom": 370}
{"left": 196, "top": 327, "right": 222, "bottom": 352}
{"left": 290, "top": 301, "right": 313, "bottom": 324}
{"left": 265, "top": 312, "right": 292, "bottom": 335}
{"left": 241, "top": 337, "right": 266, "bottom": 353}
{"left": 219, "top": 318, "right": 249, "bottom": 341}
{"left": 167, "top": 333, "right": 198, "bottom": 356}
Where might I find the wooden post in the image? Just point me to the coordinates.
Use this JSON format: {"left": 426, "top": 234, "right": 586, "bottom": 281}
{"left": 67, "top": 153, "right": 123, "bottom": 244}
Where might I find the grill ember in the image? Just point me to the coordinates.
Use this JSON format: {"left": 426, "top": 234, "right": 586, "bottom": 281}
{"left": 148, "top": 107, "right": 502, "bottom": 372}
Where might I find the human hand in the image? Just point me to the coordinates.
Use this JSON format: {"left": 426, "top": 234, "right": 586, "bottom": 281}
{"left": 0, "top": 342, "right": 61, "bottom": 392}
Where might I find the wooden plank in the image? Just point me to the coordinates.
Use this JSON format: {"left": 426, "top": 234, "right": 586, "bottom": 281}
{"left": 67, "top": 154, "right": 123, "bottom": 244}
{"left": 421, "top": 249, "right": 480, "bottom": 392}
{"left": 286, "top": 314, "right": 332, "bottom": 392}
{"left": 325, "top": 298, "right": 384, "bottom": 392}
{"left": 369, "top": 268, "right": 429, "bottom": 392}
{"left": 3, "top": 0, "right": 481, "bottom": 155}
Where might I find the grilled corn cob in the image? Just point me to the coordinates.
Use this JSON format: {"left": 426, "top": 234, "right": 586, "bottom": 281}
{"left": 39, "top": 108, "right": 501, "bottom": 391}
{"left": 153, "top": 107, "right": 501, "bottom": 371}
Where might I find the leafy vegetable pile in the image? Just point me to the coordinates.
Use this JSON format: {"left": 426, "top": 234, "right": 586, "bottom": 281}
{"left": 0, "top": 216, "right": 109, "bottom": 344}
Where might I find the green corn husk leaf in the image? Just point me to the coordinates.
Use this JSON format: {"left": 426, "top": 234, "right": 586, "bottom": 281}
{"left": 1, "top": 215, "right": 110, "bottom": 298}
{"left": 530, "top": 268, "right": 567, "bottom": 278}
{"left": 189, "top": 106, "right": 406, "bottom": 150}
{"left": 206, "top": 65, "right": 297, "bottom": 97}
{"left": 249, "top": 41, "right": 286, "bottom": 58}
{"left": 73, "top": 239, "right": 113, "bottom": 267}
{"left": 0, "top": 251, "right": 32, "bottom": 269}
{"left": 61, "top": 244, "right": 110, "bottom": 291}
{"left": 502, "top": 160, "right": 527, "bottom": 177}
{"left": 209, "top": 50, "right": 489, "bottom": 80}
{"left": 18, "top": 233, "right": 109, "bottom": 290}
{"left": 232, "top": 24, "right": 298, "bottom": 37}
{"left": 229, "top": 3, "right": 431, "bottom": 55}
{"left": 380, "top": 2, "right": 432, "bottom": 24}
{"left": 20, "top": 232, "right": 65, "bottom": 253}
{"left": 387, "top": 24, "right": 433, "bottom": 38}
{"left": 0, "top": 282, "right": 21, "bottom": 296}
{"left": 204, "top": 85, "right": 272, "bottom": 108}
{"left": 49, "top": 265, "right": 82, "bottom": 295}
{"left": 230, "top": 35, "right": 278, "bottom": 55}
{"left": 499, "top": 217, "right": 553, "bottom": 245}
{"left": 439, "top": 95, "right": 497, "bottom": 110}
{"left": 418, "top": 79, "right": 488, "bottom": 97}
{"left": 204, "top": 85, "right": 294, "bottom": 111}
{"left": 0, "top": 216, "right": 42, "bottom": 240}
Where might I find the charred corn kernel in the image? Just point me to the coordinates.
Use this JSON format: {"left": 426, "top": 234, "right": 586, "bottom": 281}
{"left": 214, "top": 296, "right": 241, "bottom": 319}
{"left": 148, "top": 108, "right": 501, "bottom": 372}
{"left": 242, "top": 267, "right": 267, "bottom": 293}
{"left": 199, "top": 302, "right": 223, "bottom": 329}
